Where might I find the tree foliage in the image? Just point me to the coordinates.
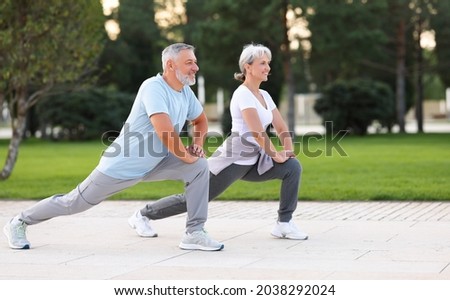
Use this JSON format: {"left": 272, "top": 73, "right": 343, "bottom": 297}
{"left": 305, "top": 0, "right": 389, "bottom": 86}
{"left": 0, "top": 1, "right": 105, "bottom": 93}
{"left": 182, "top": 0, "right": 286, "bottom": 104}
{"left": 98, "top": 0, "right": 166, "bottom": 93}
{"left": 303, "top": 0, "right": 448, "bottom": 133}
{"left": 314, "top": 79, "right": 395, "bottom": 135}
{"left": 429, "top": 0, "right": 450, "bottom": 87}
{"left": 0, "top": 0, "right": 105, "bottom": 179}
{"left": 36, "top": 88, "right": 133, "bottom": 141}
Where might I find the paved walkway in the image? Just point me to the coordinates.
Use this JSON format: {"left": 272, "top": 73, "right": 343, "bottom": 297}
{"left": 1, "top": 200, "right": 449, "bottom": 280}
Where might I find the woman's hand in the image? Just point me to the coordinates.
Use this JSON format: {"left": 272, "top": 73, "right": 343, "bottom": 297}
{"left": 273, "top": 151, "right": 289, "bottom": 163}
{"left": 284, "top": 150, "right": 296, "bottom": 158}
{"left": 273, "top": 150, "right": 296, "bottom": 163}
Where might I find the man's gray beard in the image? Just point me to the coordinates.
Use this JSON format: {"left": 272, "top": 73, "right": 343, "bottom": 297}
{"left": 175, "top": 69, "right": 196, "bottom": 86}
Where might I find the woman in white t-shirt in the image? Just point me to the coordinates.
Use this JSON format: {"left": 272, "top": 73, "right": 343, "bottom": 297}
{"left": 136, "top": 44, "right": 308, "bottom": 241}
{"left": 206, "top": 43, "right": 308, "bottom": 240}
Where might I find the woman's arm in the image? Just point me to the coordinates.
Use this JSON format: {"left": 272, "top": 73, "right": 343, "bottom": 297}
{"left": 241, "top": 108, "right": 289, "bottom": 163}
{"left": 271, "top": 108, "right": 295, "bottom": 157}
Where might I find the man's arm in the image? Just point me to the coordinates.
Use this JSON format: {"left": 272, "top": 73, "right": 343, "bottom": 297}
{"left": 188, "top": 111, "right": 208, "bottom": 157}
{"left": 150, "top": 113, "right": 198, "bottom": 164}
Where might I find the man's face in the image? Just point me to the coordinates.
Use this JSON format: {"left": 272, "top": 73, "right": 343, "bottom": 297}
{"left": 173, "top": 49, "right": 199, "bottom": 86}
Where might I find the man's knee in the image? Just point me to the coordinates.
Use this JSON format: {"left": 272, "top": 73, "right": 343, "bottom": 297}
{"left": 193, "top": 157, "right": 209, "bottom": 172}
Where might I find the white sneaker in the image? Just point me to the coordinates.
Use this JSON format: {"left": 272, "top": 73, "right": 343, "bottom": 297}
{"left": 128, "top": 210, "right": 158, "bottom": 237}
{"left": 271, "top": 220, "right": 308, "bottom": 240}
{"left": 179, "top": 230, "right": 224, "bottom": 251}
{"left": 3, "top": 218, "right": 31, "bottom": 249}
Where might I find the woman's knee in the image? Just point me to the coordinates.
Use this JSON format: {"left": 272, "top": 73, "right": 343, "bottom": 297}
{"left": 286, "top": 158, "right": 302, "bottom": 177}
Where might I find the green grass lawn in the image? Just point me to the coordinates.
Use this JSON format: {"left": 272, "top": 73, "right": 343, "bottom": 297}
{"left": 0, "top": 133, "right": 449, "bottom": 201}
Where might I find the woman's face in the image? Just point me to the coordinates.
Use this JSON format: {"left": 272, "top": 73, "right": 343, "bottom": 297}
{"left": 246, "top": 54, "right": 271, "bottom": 82}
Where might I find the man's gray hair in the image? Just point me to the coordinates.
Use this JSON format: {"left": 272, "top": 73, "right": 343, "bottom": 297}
{"left": 161, "top": 43, "right": 195, "bottom": 71}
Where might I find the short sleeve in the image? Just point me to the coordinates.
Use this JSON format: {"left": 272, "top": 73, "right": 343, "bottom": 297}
{"left": 140, "top": 80, "right": 169, "bottom": 117}
{"left": 234, "top": 88, "right": 258, "bottom": 111}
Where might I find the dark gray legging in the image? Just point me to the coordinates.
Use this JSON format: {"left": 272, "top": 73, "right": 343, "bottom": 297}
{"left": 141, "top": 158, "right": 301, "bottom": 222}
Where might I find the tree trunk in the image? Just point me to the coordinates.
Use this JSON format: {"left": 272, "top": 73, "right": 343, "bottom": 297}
{"left": 0, "top": 93, "right": 4, "bottom": 122}
{"left": 286, "top": 56, "right": 296, "bottom": 138}
{"left": 395, "top": 17, "right": 407, "bottom": 133}
{"left": 415, "top": 11, "right": 424, "bottom": 133}
{"left": 0, "top": 93, "right": 28, "bottom": 180}
{"left": 281, "top": 0, "right": 296, "bottom": 138}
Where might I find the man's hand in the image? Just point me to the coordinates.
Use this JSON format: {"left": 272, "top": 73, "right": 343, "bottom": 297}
{"left": 150, "top": 113, "right": 200, "bottom": 164}
{"left": 186, "top": 144, "right": 205, "bottom": 158}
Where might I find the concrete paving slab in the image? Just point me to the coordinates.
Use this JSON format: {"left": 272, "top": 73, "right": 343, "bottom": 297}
{"left": 0, "top": 200, "right": 449, "bottom": 281}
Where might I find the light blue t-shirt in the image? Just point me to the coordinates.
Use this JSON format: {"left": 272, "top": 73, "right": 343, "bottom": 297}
{"left": 96, "top": 74, "right": 203, "bottom": 179}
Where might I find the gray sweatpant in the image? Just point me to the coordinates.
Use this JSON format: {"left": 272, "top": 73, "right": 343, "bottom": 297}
{"left": 141, "top": 158, "right": 302, "bottom": 222}
{"left": 18, "top": 154, "right": 210, "bottom": 233}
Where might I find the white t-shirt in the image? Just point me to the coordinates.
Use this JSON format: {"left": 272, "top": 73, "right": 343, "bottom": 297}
{"left": 96, "top": 74, "right": 203, "bottom": 179}
{"left": 229, "top": 85, "right": 277, "bottom": 165}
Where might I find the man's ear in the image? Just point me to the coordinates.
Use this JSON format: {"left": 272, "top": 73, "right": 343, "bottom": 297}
{"left": 168, "top": 60, "right": 175, "bottom": 70}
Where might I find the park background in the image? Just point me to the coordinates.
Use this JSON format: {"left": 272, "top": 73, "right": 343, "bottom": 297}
{"left": 1, "top": 0, "right": 449, "bottom": 201}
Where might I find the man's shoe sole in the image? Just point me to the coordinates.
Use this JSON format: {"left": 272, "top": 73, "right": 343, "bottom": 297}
{"left": 179, "top": 243, "right": 224, "bottom": 251}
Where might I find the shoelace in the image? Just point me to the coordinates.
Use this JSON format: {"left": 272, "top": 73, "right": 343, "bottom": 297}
{"left": 189, "top": 229, "right": 207, "bottom": 236}
{"left": 189, "top": 230, "right": 211, "bottom": 244}
{"left": 14, "top": 223, "right": 27, "bottom": 239}
{"left": 196, "top": 231, "right": 216, "bottom": 246}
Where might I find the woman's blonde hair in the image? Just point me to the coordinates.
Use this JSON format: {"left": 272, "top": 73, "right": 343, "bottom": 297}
{"left": 234, "top": 43, "right": 272, "bottom": 82}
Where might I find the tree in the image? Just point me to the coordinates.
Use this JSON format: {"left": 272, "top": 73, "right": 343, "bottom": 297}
{"left": 429, "top": 0, "right": 450, "bottom": 88}
{"left": 183, "top": 0, "right": 285, "bottom": 102}
{"left": 390, "top": 0, "right": 409, "bottom": 133}
{"left": 281, "top": 0, "right": 296, "bottom": 136}
{"left": 36, "top": 88, "right": 132, "bottom": 141}
{"left": 314, "top": 79, "right": 395, "bottom": 135}
{"left": 305, "top": 0, "right": 389, "bottom": 86}
{"left": 305, "top": 0, "right": 450, "bottom": 133}
{"left": 0, "top": 0, "right": 105, "bottom": 179}
{"left": 182, "top": 0, "right": 305, "bottom": 136}
{"left": 390, "top": 0, "right": 443, "bottom": 133}
{"left": 409, "top": 0, "right": 440, "bottom": 132}
{"left": 98, "top": 0, "right": 166, "bottom": 93}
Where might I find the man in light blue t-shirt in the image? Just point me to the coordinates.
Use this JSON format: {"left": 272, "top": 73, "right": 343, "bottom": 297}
{"left": 4, "top": 43, "right": 224, "bottom": 252}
